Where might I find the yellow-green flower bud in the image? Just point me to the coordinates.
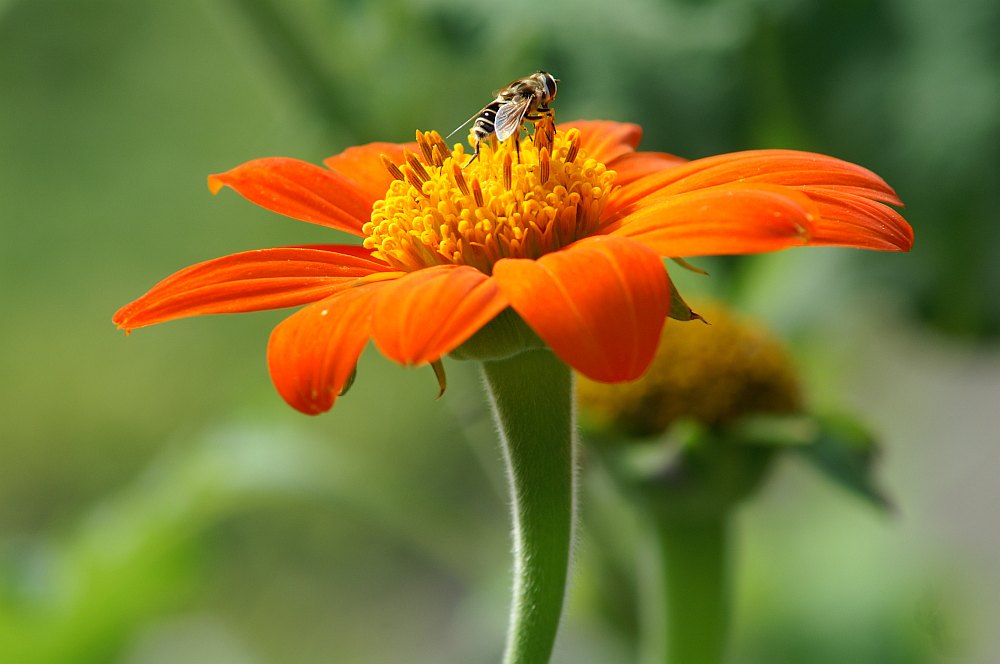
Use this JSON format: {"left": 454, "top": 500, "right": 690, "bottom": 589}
{"left": 578, "top": 301, "right": 802, "bottom": 438}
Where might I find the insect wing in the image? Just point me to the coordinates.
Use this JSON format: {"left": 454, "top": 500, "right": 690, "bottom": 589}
{"left": 493, "top": 97, "right": 532, "bottom": 142}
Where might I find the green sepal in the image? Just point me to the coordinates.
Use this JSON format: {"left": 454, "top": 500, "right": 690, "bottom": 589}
{"left": 667, "top": 279, "right": 705, "bottom": 322}
{"left": 597, "top": 411, "right": 892, "bottom": 516}
{"left": 731, "top": 413, "right": 892, "bottom": 510}
{"left": 338, "top": 365, "right": 358, "bottom": 397}
{"left": 600, "top": 423, "right": 776, "bottom": 520}
{"left": 429, "top": 359, "right": 447, "bottom": 398}
{"left": 730, "top": 414, "right": 820, "bottom": 448}
{"left": 794, "top": 412, "right": 894, "bottom": 512}
{"left": 670, "top": 256, "right": 710, "bottom": 275}
{"left": 449, "top": 308, "right": 545, "bottom": 362}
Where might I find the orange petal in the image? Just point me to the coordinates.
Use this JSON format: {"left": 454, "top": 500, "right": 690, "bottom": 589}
{"left": 267, "top": 281, "right": 390, "bottom": 415}
{"left": 799, "top": 186, "right": 914, "bottom": 251}
{"left": 609, "top": 184, "right": 817, "bottom": 257}
{"left": 323, "top": 141, "right": 417, "bottom": 207}
{"left": 371, "top": 265, "right": 508, "bottom": 365}
{"left": 606, "top": 150, "right": 688, "bottom": 186}
{"left": 113, "top": 245, "right": 390, "bottom": 331}
{"left": 208, "top": 158, "right": 372, "bottom": 236}
{"left": 609, "top": 149, "right": 902, "bottom": 215}
{"left": 558, "top": 120, "right": 644, "bottom": 163}
{"left": 492, "top": 235, "right": 670, "bottom": 382}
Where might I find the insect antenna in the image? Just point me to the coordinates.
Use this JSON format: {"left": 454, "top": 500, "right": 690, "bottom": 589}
{"left": 446, "top": 106, "right": 487, "bottom": 140}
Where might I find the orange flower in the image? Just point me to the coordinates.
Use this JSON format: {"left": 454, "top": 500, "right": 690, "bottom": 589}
{"left": 113, "top": 120, "right": 912, "bottom": 414}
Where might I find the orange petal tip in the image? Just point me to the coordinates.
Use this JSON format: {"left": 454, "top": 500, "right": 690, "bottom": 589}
{"left": 207, "top": 174, "right": 224, "bottom": 195}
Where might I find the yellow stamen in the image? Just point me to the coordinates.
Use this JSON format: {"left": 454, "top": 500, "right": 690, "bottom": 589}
{"left": 534, "top": 116, "right": 554, "bottom": 153}
{"left": 363, "top": 125, "right": 616, "bottom": 274}
{"left": 416, "top": 130, "right": 434, "bottom": 165}
{"left": 403, "top": 166, "right": 427, "bottom": 196}
{"left": 452, "top": 162, "right": 470, "bottom": 196}
{"left": 405, "top": 150, "right": 430, "bottom": 184}
{"left": 429, "top": 131, "right": 450, "bottom": 160}
{"left": 566, "top": 133, "right": 580, "bottom": 164}
{"left": 472, "top": 177, "right": 485, "bottom": 208}
{"left": 380, "top": 154, "right": 405, "bottom": 181}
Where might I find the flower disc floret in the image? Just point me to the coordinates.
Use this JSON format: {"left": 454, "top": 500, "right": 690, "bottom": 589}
{"left": 363, "top": 126, "right": 616, "bottom": 274}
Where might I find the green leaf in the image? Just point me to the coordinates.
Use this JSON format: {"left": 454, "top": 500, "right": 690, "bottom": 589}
{"left": 795, "top": 413, "right": 894, "bottom": 512}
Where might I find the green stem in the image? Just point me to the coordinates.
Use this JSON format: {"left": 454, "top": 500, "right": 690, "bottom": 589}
{"left": 640, "top": 514, "right": 731, "bottom": 664}
{"left": 481, "top": 349, "right": 576, "bottom": 664}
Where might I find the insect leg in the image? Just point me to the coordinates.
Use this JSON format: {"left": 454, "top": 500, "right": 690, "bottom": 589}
{"left": 463, "top": 142, "right": 481, "bottom": 169}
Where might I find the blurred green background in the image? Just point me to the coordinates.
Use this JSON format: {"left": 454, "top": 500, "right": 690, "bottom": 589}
{"left": 2, "top": 0, "right": 998, "bottom": 662}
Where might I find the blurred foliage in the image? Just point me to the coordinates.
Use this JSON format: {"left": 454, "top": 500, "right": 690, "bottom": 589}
{"left": 0, "top": 426, "right": 330, "bottom": 663}
{"left": 1, "top": 0, "right": 998, "bottom": 661}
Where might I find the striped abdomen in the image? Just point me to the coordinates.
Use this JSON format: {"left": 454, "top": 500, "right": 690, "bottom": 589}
{"left": 471, "top": 100, "right": 504, "bottom": 143}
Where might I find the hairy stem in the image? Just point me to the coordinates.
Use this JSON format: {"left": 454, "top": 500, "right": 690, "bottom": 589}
{"left": 481, "top": 349, "right": 576, "bottom": 664}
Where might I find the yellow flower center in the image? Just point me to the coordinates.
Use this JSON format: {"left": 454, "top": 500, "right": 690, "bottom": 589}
{"left": 362, "top": 121, "right": 616, "bottom": 274}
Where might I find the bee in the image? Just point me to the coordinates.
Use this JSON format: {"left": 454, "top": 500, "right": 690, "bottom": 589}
{"left": 447, "top": 71, "right": 559, "bottom": 167}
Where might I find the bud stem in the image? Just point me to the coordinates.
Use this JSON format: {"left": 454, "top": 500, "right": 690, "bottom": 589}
{"left": 640, "top": 513, "right": 731, "bottom": 664}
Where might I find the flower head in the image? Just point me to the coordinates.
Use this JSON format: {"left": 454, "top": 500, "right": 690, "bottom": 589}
{"left": 578, "top": 300, "right": 803, "bottom": 438}
{"left": 114, "top": 118, "right": 912, "bottom": 414}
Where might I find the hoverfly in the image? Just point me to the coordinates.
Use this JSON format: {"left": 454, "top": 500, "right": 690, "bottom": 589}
{"left": 447, "top": 71, "right": 559, "bottom": 167}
